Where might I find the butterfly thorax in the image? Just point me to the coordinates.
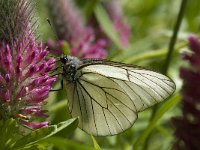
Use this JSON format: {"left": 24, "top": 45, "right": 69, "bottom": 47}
{"left": 60, "top": 55, "right": 82, "bottom": 82}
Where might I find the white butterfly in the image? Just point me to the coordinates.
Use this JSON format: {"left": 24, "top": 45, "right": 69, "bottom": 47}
{"left": 59, "top": 55, "right": 175, "bottom": 136}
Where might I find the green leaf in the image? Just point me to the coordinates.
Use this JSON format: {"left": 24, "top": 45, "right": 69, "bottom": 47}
{"left": 0, "top": 119, "right": 19, "bottom": 149}
{"left": 122, "top": 42, "right": 186, "bottom": 64}
{"left": 62, "top": 41, "right": 70, "bottom": 55}
{"left": 94, "top": 4, "right": 124, "bottom": 50}
{"left": 19, "top": 145, "right": 42, "bottom": 150}
{"left": 48, "top": 100, "right": 67, "bottom": 113}
{"left": 134, "top": 94, "right": 181, "bottom": 150}
{"left": 84, "top": 0, "right": 99, "bottom": 19}
{"left": 41, "top": 137, "right": 94, "bottom": 150}
{"left": 13, "top": 118, "right": 78, "bottom": 149}
{"left": 91, "top": 135, "right": 101, "bottom": 150}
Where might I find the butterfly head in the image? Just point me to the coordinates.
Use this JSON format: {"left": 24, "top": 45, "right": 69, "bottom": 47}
{"left": 59, "top": 55, "right": 82, "bottom": 81}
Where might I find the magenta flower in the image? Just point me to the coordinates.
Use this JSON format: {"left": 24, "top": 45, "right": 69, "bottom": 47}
{"left": 0, "top": 0, "right": 56, "bottom": 130}
{"left": 47, "top": 0, "right": 107, "bottom": 59}
{"left": 69, "top": 27, "right": 107, "bottom": 58}
{"left": 47, "top": 0, "right": 130, "bottom": 57}
{"left": 172, "top": 36, "right": 200, "bottom": 149}
{"left": 104, "top": 0, "right": 130, "bottom": 47}
{"left": 0, "top": 37, "right": 56, "bottom": 129}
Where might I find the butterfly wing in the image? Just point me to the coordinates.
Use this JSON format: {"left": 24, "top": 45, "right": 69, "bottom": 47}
{"left": 65, "top": 61, "right": 175, "bottom": 136}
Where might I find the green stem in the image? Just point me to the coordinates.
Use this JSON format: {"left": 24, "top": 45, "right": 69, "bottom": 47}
{"left": 143, "top": 0, "right": 188, "bottom": 149}
{"left": 162, "top": 0, "right": 188, "bottom": 75}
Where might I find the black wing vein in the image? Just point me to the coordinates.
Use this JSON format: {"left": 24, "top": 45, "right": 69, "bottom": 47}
{"left": 137, "top": 73, "right": 172, "bottom": 95}
{"left": 81, "top": 79, "right": 136, "bottom": 110}
{"left": 77, "top": 81, "right": 98, "bottom": 135}
{"left": 78, "top": 84, "right": 89, "bottom": 131}
{"left": 78, "top": 80, "right": 133, "bottom": 126}
{"left": 75, "top": 83, "right": 83, "bottom": 129}
{"left": 127, "top": 69, "right": 174, "bottom": 88}
{"left": 106, "top": 93, "right": 134, "bottom": 124}
{"left": 128, "top": 71, "right": 164, "bottom": 101}
{"left": 124, "top": 81, "right": 145, "bottom": 111}
{"left": 102, "top": 108, "right": 112, "bottom": 135}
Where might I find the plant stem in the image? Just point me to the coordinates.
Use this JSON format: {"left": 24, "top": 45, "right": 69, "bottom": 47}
{"left": 162, "top": 0, "right": 188, "bottom": 75}
{"left": 143, "top": 0, "right": 188, "bottom": 149}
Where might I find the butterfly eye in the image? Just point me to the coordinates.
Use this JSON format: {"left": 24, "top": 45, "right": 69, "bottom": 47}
{"left": 60, "top": 56, "right": 68, "bottom": 64}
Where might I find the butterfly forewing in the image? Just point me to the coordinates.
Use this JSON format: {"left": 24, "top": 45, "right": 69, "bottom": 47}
{"left": 80, "top": 63, "right": 175, "bottom": 111}
{"left": 64, "top": 58, "right": 175, "bottom": 136}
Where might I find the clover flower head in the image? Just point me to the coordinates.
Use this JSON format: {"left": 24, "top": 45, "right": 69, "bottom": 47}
{"left": 47, "top": 0, "right": 107, "bottom": 59}
{"left": 0, "top": 37, "right": 56, "bottom": 129}
{"left": 172, "top": 35, "right": 200, "bottom": 149}
{"left": 104, "top": 0, "right": 130, "bottom": 47}
{"left": 69, "top": 27, "right": 107, "bottom": 58}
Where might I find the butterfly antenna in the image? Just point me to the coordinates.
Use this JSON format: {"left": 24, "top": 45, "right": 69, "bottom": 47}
{"left": 46, "top": 18, "right": 59, "bottom": 41}
{"left": 46, "top": 18, "right": 65, "bottom": 60}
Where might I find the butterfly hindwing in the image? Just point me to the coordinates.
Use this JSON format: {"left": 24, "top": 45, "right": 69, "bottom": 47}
{"left": 66, "top": 71, "right": 138, "bottom": 136}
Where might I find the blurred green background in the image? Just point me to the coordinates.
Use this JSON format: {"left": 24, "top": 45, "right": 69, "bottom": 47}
{"left": 34, "top": 0, "right": 200, "bottom": 149}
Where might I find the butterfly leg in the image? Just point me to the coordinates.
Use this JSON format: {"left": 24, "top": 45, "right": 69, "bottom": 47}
{"left": 50, "top": 79, "right": 63, "bottom": 92}
{"left": 49, "top": 66, "right": 62, "bottom": 74}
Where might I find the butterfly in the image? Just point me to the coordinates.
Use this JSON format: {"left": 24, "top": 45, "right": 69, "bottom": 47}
{"left": 58, "top": 55, "right": 175, "bottom": 136}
